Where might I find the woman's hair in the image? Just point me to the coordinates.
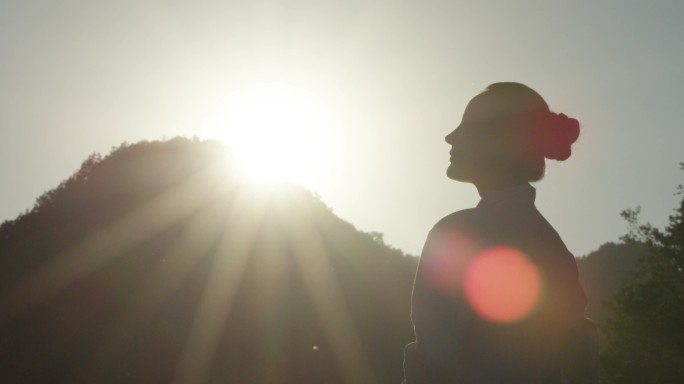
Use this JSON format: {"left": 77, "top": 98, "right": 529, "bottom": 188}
{"left": 485, "top": 82, "right": 580, "bottom": 181}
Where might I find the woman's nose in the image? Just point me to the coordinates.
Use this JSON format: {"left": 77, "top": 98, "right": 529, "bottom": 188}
{"left": 445, "top": 128, "right": 458, "bottom": 144}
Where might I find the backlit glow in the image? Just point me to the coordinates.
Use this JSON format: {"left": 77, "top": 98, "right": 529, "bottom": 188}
{"left": 206, "top": 80, "right": 336, "bottom": 186}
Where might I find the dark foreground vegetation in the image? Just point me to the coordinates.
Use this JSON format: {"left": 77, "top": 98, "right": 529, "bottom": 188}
{"left": 0, "top": 138, "right": 681, "bottom": 383}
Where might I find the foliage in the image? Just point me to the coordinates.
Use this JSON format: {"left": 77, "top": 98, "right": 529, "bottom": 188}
{"left": 600, "top": 168, "right": 684, "bottom": 384}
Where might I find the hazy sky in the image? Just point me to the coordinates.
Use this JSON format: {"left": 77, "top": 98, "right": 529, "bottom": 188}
{"left": 2, "top": 0, "right": 683, "bottom": 257}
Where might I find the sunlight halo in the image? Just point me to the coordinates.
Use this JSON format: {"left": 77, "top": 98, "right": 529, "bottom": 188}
{"left": 205, "top": 80, "right": 338, "bottom": 187}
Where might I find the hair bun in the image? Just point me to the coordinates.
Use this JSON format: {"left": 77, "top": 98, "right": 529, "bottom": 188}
{"left": 537, "top": 112, "right": 580, "bottom": 161}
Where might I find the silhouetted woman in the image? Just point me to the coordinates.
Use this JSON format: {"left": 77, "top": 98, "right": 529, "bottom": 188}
{"left": 403, "top": 83, "right": 598, "bottom": 383}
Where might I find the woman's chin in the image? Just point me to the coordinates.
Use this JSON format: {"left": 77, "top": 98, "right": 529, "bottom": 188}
{"left": 446, "top": 164, "right": 471, "bottom": 182}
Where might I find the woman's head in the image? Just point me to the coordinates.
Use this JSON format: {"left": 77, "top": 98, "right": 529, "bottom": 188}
{"left": 445, "top": 82, "right": 579, "bottom": 188}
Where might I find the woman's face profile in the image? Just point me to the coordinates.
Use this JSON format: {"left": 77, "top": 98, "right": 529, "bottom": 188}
{"left": 445, "top": 91, "right": 515, "bottom": 183}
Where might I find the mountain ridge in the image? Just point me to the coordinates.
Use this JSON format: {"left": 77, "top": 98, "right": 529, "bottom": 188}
{"left": 0, "top": 137, "right": 416, "bottom": 383}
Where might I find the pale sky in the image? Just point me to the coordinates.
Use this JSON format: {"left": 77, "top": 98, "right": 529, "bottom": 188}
{"left": 2, "top": 0, "right": 683, "bottom": 257}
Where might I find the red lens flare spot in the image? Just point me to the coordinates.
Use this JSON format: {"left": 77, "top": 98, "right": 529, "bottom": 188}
{"left": 463, "top": 246, "right": 542, "bottom": 323}
{"left": 425, "top": 229, "right": 481, "bottom": 296}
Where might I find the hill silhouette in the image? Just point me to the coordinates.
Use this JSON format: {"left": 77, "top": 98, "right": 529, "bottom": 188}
{"left": 0, "top": 138, "right": 417, "bottom": 384}
{"left": 575, "top": 242, "right": 645, "bottom": 326}
{"left": 0, "top": 137, "right": 648, "bottom": 383}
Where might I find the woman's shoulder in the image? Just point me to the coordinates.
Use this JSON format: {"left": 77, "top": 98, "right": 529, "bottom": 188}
{"left": 432, "top": 205, "right": 573, "bottom": 256}
{"left": 434, "top": 208, "right": 480, "bottom": 229}
{"left": 428, "top": 208, "right": 488, "bottom": 240}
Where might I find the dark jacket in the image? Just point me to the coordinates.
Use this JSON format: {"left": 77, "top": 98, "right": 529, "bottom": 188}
{"left": 403, "top": 184, "right": 598, "bottom": 384}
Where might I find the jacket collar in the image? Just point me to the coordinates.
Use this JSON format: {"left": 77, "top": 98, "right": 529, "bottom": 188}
{"left": 476, "top": 183, "right": 536, "bottom": 209}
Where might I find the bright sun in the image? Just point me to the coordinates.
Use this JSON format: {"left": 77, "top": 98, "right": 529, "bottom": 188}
{"left": 205, "top": 80, "right": 336, "bottom": 186}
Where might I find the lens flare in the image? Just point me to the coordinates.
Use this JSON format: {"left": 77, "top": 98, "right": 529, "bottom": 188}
{"left": 463, "top": 247, "right": 542, "bottom": 323}
{"left": 424, "top": 228, "right": 480, "bottom": 296}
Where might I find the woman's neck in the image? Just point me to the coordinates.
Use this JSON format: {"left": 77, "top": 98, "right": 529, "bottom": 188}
{"left": 473, "top": 176, "right": 528, "bottom": 197}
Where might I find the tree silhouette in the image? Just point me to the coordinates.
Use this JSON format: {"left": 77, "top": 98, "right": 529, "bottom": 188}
{"left": 601, "top": 164, "right": 684, "bottom": 384}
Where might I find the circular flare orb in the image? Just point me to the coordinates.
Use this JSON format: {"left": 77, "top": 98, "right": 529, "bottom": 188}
{"left": 463, "top": 247, "right": 542, "bottom": 323}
